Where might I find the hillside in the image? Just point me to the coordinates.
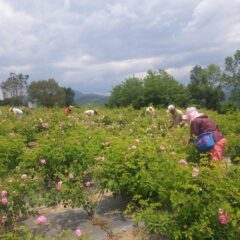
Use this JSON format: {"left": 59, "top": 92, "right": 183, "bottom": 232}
{"left": 74, "top": 90, "right": 109, "bottom": 106}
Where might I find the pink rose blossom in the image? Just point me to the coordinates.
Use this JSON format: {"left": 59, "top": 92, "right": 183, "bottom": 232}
{"left": 135, "top": 139, "right": 140, "bottom": 144}
{"left": 1, "top": 197, "right": 8, "bottom": 205}
{"left": 160, "top": 146, "right": 166, "bottom": 151}
{"left": 21, "top": 174, "right": 28, "bottom": 180}
{"left": 219, "top": 213, "right": 229, "bottom": 224}
{"left": 39, "top": 159, "right": 46, "bottom": 165}
{"left": 75, "top": 229, "right": 82, "bottom": 237}
{"left": 68, "top": 173, "right": 74, "bottom": 180}
{"left": 42, "top": 123, "right": 49, "bottom": 129}
{"left": 192, "top": 167, "right": 199, "bottom": 177}
{"left": 1, "top": 216, "right": 7, "bottom": 225}
{"left": 85, "top": 181, "right": 91, "bottom": 188}
{"left": 1, "top": 191, "right": 7, "bottom": 198}
{"left": 179, "top": 159, "right": 188, "bottom": 165}
{"left": 36, "top": 215, "right": 47, "bottom": 224}
{"left": 56, "top": 181, "right": 63, "bottom": 191}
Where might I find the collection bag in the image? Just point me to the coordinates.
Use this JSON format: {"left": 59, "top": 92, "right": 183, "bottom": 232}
{"left": 193, "top": 131, "right": 215, "bottom": 152}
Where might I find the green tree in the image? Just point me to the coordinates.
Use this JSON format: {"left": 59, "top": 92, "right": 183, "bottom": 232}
{"left": 63, "top": 87, "right": 75, "bottom": 106}
{"left": 224, "top": 50, "right": 240, "bottom": 106}
{"left": 28, "top": 79, "right": 66, "bottom": 107}
{"left": 108, "top": 77, "right": 144, "bottom": 108}
{"left": 143, "top": 69, "right": 190, "bottom": 107}
{"left": 188, "top": 65, "right": 224, "bottom": 110}
{"left": 1, "top": 73, "right": 29, "bottom": 105}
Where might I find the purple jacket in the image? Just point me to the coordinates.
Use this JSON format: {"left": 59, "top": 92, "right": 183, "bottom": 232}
{"left": 190, "top": 115, "right": 224, "bottom": 143}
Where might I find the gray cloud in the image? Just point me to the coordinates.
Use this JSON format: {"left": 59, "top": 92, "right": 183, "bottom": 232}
{"left": 0, "top": 0, "right": 240, "bottom": 96}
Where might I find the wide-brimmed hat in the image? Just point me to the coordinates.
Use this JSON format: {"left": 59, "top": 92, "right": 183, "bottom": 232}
{"left": 183, "top": 107, "right": 203, "bottom": 123}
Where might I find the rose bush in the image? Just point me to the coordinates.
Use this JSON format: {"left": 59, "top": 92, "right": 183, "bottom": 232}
{"left": 0, "top": 106, "right": 239, "bottom": 239}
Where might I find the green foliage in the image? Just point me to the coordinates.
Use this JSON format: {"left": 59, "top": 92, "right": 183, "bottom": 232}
{"left": 108, "top": 77, "right": 144, "bottom": 108}
{"left": 0, "top": 73, "right": 29, "bottom": 105}
{"left": 218, "top": 101, "right": 238, "bottom": 114}
{"left": 0, "top": 226, "right": 92, "bottom": 239}
{"left": 188, "top": 65, "right": 224, "bottom": 110}
{"left": 108, "top": 70, "right": 190, "bottom": 108}
{"left": 0, "top": 106, "right": 240, "bottom": 239}
{"left": 63, "top": 87, "right": 75, "bottom": 106}
{"left": 224, "top": 50, "right": 240, "bottom": 107}
{"left": 108, "top": 50, "right": 240, "bottom": 110}
{"left": 28, "top": 79, "right": 66, "bottom": 107}
{"left": 143, "top": 70, "right": 190, "bottom": 107}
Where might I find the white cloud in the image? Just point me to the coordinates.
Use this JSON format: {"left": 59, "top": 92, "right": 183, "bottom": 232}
{"left": 0, "top": 0, "right": 240, "bottom": 95}
{"left": 1, "top": 64, "right": 32, "bottom": 73}
{"left": 183, "top": 0, "right": 240, "bottom": 38}
{"left": 63, "top": 0, "right": 71, "bottom": 10}
{"left": 226, "top": 22, "right": 240, "bottom": 43}
{"left": 132, "top": 71, "right": 148, "bottom": 79}
{"left": 55, "top": 54, "right": 96, "bottom": 68}
{"left": 89, "top": 56, "right": 164, "bottom": 73}
{"left": 166, "top": 65, "right": 193, "bottom": 83}
{"left": 0, "top": 0, "right": 39, "bottom": 66}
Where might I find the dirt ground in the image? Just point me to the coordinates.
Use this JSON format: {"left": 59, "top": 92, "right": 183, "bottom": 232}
{"left": 106, "top": 228, "right": 140, "bottom": 240}
{"left": 23, "top": 194, "right": 135, "bottom": 240}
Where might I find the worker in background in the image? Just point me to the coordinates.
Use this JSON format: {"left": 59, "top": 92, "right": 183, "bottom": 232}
{"left": 64, "top": 105, "right": 73, "bottom": 115}
{"left": 9, "top": 107, "right": 24, "bottom": 117}
{"left": 167, "top": 105, "right": 185, "bottom": 128}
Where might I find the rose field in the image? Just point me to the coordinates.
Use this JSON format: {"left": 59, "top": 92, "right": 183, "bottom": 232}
{"left": 0, "top": 107, "right": 240, "bottom": 239}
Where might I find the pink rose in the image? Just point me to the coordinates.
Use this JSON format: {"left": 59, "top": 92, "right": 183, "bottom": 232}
{"left": 160, "top": 146, "right": 166, "bottom": 151}
{"left": 21, "top": 174, "right": 28, "bottom": 180}
{"left": 37, "top": 215, "right": 47, "bottom": 224}
{"left": 1, "top": 197, "right": 8, "bottom": 205}
{"left": 219, "top": 213, "right": 229, "bottom": 224}
{"left": 192, "top": 167, "right": 199, "bottom": 177}
{"left": 135, "top": 139, "right": 140, "bottom": 144}
{"left": 1, "top": 191, "right": 7, "bottom": 198}
{"left": 68, "top": 173, "right": 74, "bottom": 180}
{"left": 39, "top": 159, "right": 46, "bottom": 165}
{"left": 1, "top": 216, "right": 7, "bottom": 225}
{"left": 56, "top": 181, "right": 63, "bottom": 191}
{"left": 179, "top": 159, "right": 188, "bottom": 165}
{"left": 85, "top": 181, "right": 91, "bottom": 188}
{"left": 75, "top": 229, "right": 82, "bottom": 237}
{"left": 42, "top": 123, "right": 49, "bottom": 129}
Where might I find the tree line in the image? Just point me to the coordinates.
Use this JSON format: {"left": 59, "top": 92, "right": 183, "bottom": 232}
{"left": 108, "top": 50, "right": 240, "bottom": 112}
{"left": 0, "top": 75, "right": 75, "bottom": 107}
{"left": 1, "top": 50, "right": 239, "bottom": 110}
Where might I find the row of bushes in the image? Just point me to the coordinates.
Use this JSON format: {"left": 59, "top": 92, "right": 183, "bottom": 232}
{"left": 0, "top": 106, "right": 240, "bottom": 239}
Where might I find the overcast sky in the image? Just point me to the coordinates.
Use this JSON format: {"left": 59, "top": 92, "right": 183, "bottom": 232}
{"left": 0, "top": 0, "right": 240, "bottom": 95}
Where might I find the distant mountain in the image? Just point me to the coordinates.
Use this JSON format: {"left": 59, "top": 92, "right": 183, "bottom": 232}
{"left": 74, "top": 90, "right": 109, "bottom": 106}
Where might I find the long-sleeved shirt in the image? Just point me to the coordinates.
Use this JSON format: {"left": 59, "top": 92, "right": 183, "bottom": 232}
{"left": 190, "top": 115, "right": 224, "bottom": 142}
{"left": 170, "top": 109, "right": 184, "bottom": 127}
